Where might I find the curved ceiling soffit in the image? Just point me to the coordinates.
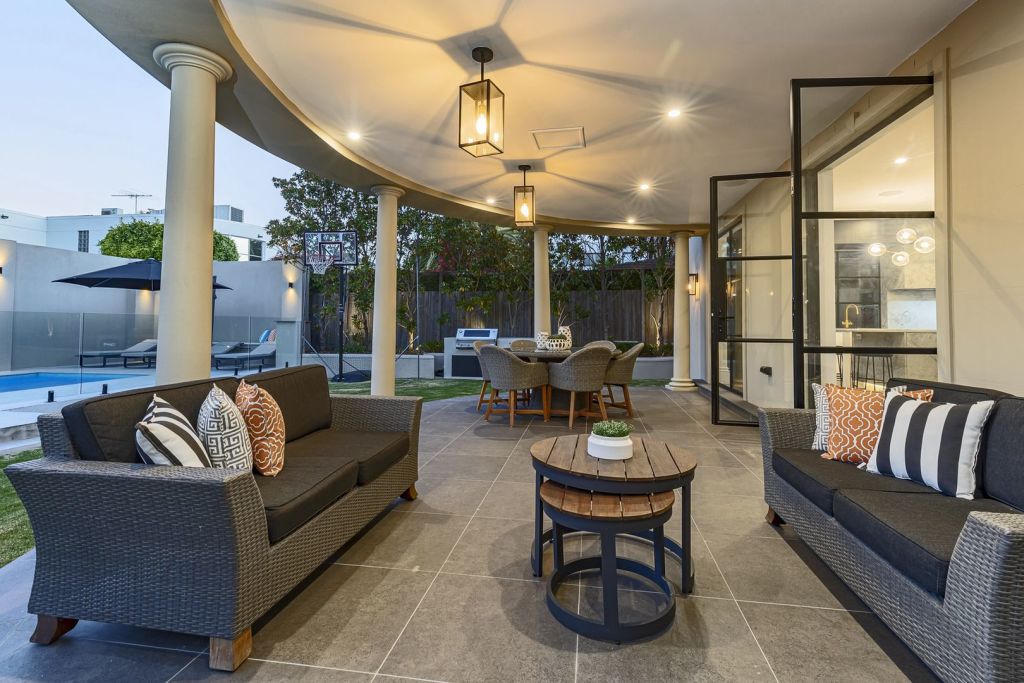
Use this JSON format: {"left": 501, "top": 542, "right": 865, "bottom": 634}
{"left": 208, "top": 0, "right": 705, "bottom": 237}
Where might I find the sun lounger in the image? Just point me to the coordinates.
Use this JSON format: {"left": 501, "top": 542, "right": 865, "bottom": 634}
{"left": 121, "top": 342, "right": 242, "bottom": 369}
{"left": 80, "top": 340, "right": 156, "bottom": 368}
{"left": 214, "top": 342, "right": 276, "bottom": 371}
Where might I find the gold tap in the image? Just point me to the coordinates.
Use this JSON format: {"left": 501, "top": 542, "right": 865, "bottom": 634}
{"left": 842, "top": 303, "right": 860, "bottom": 329}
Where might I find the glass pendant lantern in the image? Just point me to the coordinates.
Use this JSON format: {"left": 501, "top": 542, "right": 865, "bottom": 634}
{"left": 513, "top": 164, "right": 535, "bottom": 227}
{"left": 459, "top": 47, "right": 504, "bottom": 157}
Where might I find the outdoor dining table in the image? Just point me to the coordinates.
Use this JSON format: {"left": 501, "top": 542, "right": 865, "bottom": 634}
{"left": 509, "top": 347, "right": 620, "bottom": 411}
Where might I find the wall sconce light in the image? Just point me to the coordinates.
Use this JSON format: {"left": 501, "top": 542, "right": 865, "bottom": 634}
{"left": 458, "top": 46, "right": 504, "bottom": 157}
{"left": 688, "top": 273, "right": 698, "bottom": 296}
{"left": 0, "top": 266, "right": 4, "bottom": 276}
{"left": 288, "top": 281, "right": 294, "bottom": 289}
{"left": 513, "top": 164, "right": 536, "bottom": 227}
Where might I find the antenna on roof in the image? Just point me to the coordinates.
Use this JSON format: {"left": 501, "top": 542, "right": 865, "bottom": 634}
{"left": 111, "top": 192, "right": 153, "bottom": 214}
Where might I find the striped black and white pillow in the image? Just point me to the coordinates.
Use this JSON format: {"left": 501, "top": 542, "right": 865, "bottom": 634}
{"left": 135, "top": 395, "right": 212, "bottom": 467}
{"left": 867, "top": 391, "right": 995, "bottom": 499}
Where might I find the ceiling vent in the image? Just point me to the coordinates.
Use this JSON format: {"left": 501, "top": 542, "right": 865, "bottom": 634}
{"left": 531, "top": 126, "right": 586, "bottom": 150}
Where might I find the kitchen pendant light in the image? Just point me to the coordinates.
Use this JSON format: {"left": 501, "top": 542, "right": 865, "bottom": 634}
{"left": 458, "top": 47, "right": 504, "bottom": 157}
{"left": 513, "top": 164, "right": 535, "bottom": 227}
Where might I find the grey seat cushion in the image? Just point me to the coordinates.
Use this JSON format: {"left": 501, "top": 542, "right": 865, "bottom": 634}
{"left": 834, "top": 489, "right": 1019, "bottom": 597}
{"left": 255, "top": 450, "right": 359, "bottom": 544}
{"left": 289, "top": 428, "right": 409, "bottom": 485}
{"left": 772, "top": 448, "right": 935, "bottom": 516}
{"left": 62, "top": 377, "right": 240, "bottom": 463}
{"left": 246, "top": 365, "right": 331, "bottom": 442}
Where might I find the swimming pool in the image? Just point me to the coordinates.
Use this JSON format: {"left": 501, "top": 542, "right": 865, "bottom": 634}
{"left": 0, "top": 372, "right": 136, "bottom": 393}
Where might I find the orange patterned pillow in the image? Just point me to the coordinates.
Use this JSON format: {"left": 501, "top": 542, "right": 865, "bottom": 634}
{"left": 235, "top": 379, "right": 285, "bottom": 476}
{"left": 823, "top": 385, "right": 933, "bottom": 463}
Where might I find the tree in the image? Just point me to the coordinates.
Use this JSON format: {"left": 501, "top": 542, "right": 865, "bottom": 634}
{"left": 97, "top": 218, "right": 239, "bottom": 261}
{"left": 621, "top": 236, "right": 674, "bottom": 348}
{"left": 549, "top": 233, "right": 591, "bottom": 331}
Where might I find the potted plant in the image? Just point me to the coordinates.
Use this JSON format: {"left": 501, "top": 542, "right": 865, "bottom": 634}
{"left": 546, "top": 333, "right": 571, "bottom": 351}
{"left": 587, "top": 420, "right": 634, "bottom": 460}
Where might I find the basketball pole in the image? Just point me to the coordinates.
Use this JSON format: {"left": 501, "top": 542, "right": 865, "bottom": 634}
{"left": 335, "top": 264, "right": 347, "bottom": 382}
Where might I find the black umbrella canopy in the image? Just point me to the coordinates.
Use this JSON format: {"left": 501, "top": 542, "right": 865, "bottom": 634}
{"left": 54, "top": 258, "right": 231, "bottom": 291}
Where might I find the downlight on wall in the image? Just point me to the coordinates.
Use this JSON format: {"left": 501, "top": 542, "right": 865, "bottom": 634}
{"left": 513, "top": 164, "right": 535, "bottom": 227}
{"left": 459, "top": 47, "right": 504, "bottom": 157}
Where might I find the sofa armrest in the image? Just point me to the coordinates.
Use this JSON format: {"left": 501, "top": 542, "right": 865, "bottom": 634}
{"left": 37, "top": 413, "right": 77, "bottom": 459}
{"left": 757, "top": 408, "right": 816, "bottom": 476}
{"left": 6, "top": 457, "right": 269, "bottom": 638}
{"left": 329, "top": 394, "right": 422, "bottom": 449}
{"left": 945, "top": 511, "right": 1024, "bottom": 679}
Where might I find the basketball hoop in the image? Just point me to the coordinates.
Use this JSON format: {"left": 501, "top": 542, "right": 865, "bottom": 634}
{"left": 306, "top": 251, "right": 333, "bottom": 275}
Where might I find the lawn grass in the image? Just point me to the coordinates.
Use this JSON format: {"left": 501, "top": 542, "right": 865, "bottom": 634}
{"left": 1, "top": 448, "right": 41, "bottom": 568}
{"left": 328, "top": 378, "right": 483, "bottom": 402}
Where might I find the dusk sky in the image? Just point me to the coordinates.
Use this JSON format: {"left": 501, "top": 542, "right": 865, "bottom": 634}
{"left": 0, "top": 0, "right": 298, "bottom": 226}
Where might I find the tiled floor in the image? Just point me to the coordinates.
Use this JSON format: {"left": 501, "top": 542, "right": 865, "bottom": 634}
{"left": 0, "top": 387, "right": 937, "bottom": 682}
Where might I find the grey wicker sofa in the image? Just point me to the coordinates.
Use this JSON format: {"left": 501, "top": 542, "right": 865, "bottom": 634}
{"left": 759, "top": 377, "right": 1024, "bottom": 682}
{"left": 6, "top": 364, "right": 421, "bottom": 672}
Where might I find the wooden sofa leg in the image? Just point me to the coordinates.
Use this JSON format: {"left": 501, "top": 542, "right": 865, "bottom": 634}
{"left": 400, "top": 484, "right": 418, "bottom": 501}
{"left": 209, "top": 628, "right": 252, "bottom": 672}
{"left": 765, "top": 507, "right": 785, "bottom": 526}
{"left": 30, "top": 615, "right": 78, "bottom": 645}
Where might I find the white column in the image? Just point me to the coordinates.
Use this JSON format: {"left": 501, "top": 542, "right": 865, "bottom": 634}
{"left": 667, "top": 231, "right": 696, "bottom": 391}
{"left": 370, "top": 185, "right": 405, "bottom": 396}
{"left": 152, "top": 43, "right": 232, "bottom": 384}
{"left": 533, "top": 228, "right": 551, "bottom": 336}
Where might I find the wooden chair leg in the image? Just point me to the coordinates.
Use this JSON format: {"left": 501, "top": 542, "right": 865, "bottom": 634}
{"left": 765, "top": 507, "right": 785, "bottom": 526}
{"left": 510, "top": 390, "right": 517, "bottom": 427}
{"left": 543, "top": 385, "right": 551, "bottom": 422}
{"left": 622, "top": 384, "right": 635, "bottom": 418}
{"left": 476, "top": 380, "right": 489, "bottom": 412}
{"left": 597, "top": 392, "right": 608, "bottom": 421}
{"left": 209, "top": 628, "right": 252, "bottom": 672}
{"left": 568, "top": 391, "right": 576, "bottom": 430}
{"left": 484, "top": 388, "right": 498, "bottom": 422}
{"left": 30, "top": 615, "right": 78, "bottom": 645}
{"left": 400, "top": 484, "right": 418, "bottom": 501}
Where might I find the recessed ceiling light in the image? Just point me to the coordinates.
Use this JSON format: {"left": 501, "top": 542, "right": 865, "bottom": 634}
{"left": 666, "top": 109, "right": 681, "bottom": 118}
{"left": 893, "top": 156, "right": 908, "bottom": 165}
{"left": 626, "top": 217, "right": 636, "bottom": 224}
{"left": 639, "top": 183, "right": 651, "bottom": 191}
{"left": 485, "top": 197, "right": 495, "bottom": 205}
{"left": 347, "top": 131, "right": 361, "bottom": 141}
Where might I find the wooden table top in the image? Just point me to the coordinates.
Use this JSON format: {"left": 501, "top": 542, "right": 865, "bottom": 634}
{"left": 539, "top": 480, "right": 674, "bottom": 520}
{"left": 509, "top": 347, "right": 621, "bottom": 361}
{"left": 530, "top": 434, "right": 696, "bottom": 483}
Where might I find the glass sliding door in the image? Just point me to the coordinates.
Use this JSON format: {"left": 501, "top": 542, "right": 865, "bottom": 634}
{"left": 791, "top": 76, "right": 937, "bottom": 407}
{"left": 710, "top": 172, "right": 793, "bottom": 425}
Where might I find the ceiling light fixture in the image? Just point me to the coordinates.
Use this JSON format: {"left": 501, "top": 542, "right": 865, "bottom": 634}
{"left": 867, "top": 242, "right": 887, "bottom": 257}
{"left": 626, "top": 217, "right": 636, "bottom": 224}
{"left": 667, "top": 109, "right": 681, "bottom": 118}
{"left": 914, "top": 235, "right": 936, "bottom": 254}
{"left": 639, "top": 182, "right": 651, "bottom": 191}
{"left": 896, "top": 226, "right": 918, "bottom": 244}
{"left": 346, "top": 131, "right": 361, "bottom": 141}
{"left": 513, "top": 165, "right": 535, "bottom": 227}
{"left": 894, "top": 156, "right": 909, "bottom": 165}
{"left": 458, "top": 47, "right": 504, "bottom": 157}
{"left": 891, "top": 251, "right": 911, "bottom": 267}
{"left": 485, "top": 197, "right": 496, "bottom": 205}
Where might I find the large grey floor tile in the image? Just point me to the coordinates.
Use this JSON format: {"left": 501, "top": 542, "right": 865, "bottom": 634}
{"left": 70, "top": 621, "right": 207, "bottom": 653}
{"left": 496, "top": 450, "right": 538, "bottom": 482}
{"left": 0, "top": 550, "right": 34, "bottom": 622}
{"left": 0, "top": 637, "right": 197, "bottom": 683}
{"left": 442, "top": 435, "right": 520, "bottom": 457}
{"left": 691, "top": 465, "right": 764, "bottom": 497}
{"left": 648, "top": 433, "right": 746, "bottom": 467}
{"left": 442, "top": 516, "right": 566, "bottom": 581}
{"left": 402, "top": 477, "right": 492, "bottom": 516}
{"left": 418, "top": 453, "right": 507, "bottom": 480}
{"left": 704, "top": 535, "right": 867, "bottom": 610}
{"left": 339, "top": 511, "right": 469, "bottom": 571}
{"left": 574, "top": 593, "right": 773, "bottom": 681}
{"left": 476, "top": 480, "right": 535, "bottom": 521}
{"left": 691, "top": 493, "right": 799, "bottom": 539}
{"left": 252, "top": 564, "right": 432, "bottom": 672}
{"left": 417, "top": 433, "right": 455, "bottom": 455}
{"left": 741, "top": 601, "right": 937, "bottom": 682}
{"left": 379, "top": 573, "right": 576, "bottom": 683}
{"left": 174, "top": 657, "right": 374, "bottom": 681}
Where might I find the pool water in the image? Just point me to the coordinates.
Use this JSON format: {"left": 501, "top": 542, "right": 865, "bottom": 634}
{"left": 0, "top": 372, "right": 135, "bottom": 393}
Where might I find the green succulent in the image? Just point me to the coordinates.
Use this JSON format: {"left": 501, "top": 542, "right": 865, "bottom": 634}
{"left": 591, "top": 420, "right": 633, "bottom": 438}
{"left": 547, "top": 334, "right": 568, "bottom": 340}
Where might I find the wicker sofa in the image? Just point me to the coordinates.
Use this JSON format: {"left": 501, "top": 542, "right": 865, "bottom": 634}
{"left": 7, "top": 364, "right": 421, "bottom": 671}
{"left": 759, "top": 377, "right": 1024, "bottom": 682}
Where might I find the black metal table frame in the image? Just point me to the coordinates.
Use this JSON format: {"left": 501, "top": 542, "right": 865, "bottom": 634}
{"left": 531, "top": 459, "right": 695, "bottom": 595}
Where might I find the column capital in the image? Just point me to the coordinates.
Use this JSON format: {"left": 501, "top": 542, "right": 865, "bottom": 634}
{"left": 153, "top": 43, "right": 233, "bottom": 82}
{"left": 371, "top": 185, "right": 406, "bottom": 199}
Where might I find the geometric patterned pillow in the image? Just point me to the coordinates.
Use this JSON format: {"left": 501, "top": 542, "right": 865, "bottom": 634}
{"left": 823, "top": 385, "right": 934, "bottom": 463}
{"left": 197, "top": 384, "right": 252, "bottom": 470}
{"left": 811, "top": 383, "right": 831, "bottom": 450}
{"left": 235, "top": 379, "right": 285, "bottom": 477}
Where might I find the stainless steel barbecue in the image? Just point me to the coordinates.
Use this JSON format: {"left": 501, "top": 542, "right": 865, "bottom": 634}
{"left": 454, "top": 328, "right": 498, "bottom": 350}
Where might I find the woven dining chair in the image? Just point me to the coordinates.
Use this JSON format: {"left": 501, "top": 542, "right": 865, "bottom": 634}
{"left": 603, "top": 342, "right": 644, "bottom": 417}
{"left": 584, "top": 340, "right": 617, "bottom": 351}
{"left": 479, "top": 345, "right": 550, "bottom": 426}
{"left": 473, "top": 339, "right": 495, "bottom": 412}
{"left": 548, "top": 346, "right": 613, "bottom": 429}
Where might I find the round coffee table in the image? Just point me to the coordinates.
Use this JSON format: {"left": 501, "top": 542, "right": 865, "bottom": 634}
{"left": 530, "top": 434, "right": 697, "bottom": 594}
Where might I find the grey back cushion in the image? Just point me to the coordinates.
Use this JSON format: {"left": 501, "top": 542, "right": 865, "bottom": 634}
{"left": 244, "top": 364, "right": 331, "bottom": 443}
{"left": 979, "top": 397, "right": 1024, "bottom": 511}
{"left": 886, "top": 377, "right": 1010, "bottom": 404}
{"left": 63, "top": 377, "right": 239, "bottom": 463}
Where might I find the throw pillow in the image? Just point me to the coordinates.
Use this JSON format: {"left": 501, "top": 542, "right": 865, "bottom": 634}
{"left": 197, "top": 385, "right": 252, "bottom": 469}
{"left": 811, "top": 383, "right": 830, "bottom": 450}
{"left": 235, "top": 379, "right": 285, "bottom": 476}
{"left": 868, "top": 392, "right": 995, "bottom": 499}
{"left": 135, "top": 395, "right": 211, "bottom": 467}
{"left": 823, "top": 385, "right": 935, "bottom": 463}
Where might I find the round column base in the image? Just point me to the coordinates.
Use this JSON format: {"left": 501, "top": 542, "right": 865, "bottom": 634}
{"left": 665, "top": 377, "right": 696, "bottom": 391}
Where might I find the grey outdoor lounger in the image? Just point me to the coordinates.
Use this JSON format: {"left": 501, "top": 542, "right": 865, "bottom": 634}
{"left": 79, "top": 339, "right": 156, "bottom": 368}
{"left": 214, "top": 342, "right": 276, "bottom": 371}
{"left": 121, "top": 342, "right": 241, "bottom": 368}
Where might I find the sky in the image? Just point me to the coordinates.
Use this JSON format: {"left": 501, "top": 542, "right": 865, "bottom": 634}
{"left": 0, "top": 0, "right": 298, "bottom": 226}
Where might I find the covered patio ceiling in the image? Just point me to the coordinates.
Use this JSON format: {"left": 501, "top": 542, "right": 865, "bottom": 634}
{"left": 68, "top": 0, "right": 971, "bottom": 235}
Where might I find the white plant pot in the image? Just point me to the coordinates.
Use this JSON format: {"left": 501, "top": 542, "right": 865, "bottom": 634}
{"left": 587, "top": 434, "right": 633, "bottom": 460}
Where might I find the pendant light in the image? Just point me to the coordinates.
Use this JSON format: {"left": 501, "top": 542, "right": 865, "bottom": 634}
{"left": 513, "top": 164, "right": 535, "bottom": 227}
{"left": 458, "top": 47, "right": 504, "bottom": 157}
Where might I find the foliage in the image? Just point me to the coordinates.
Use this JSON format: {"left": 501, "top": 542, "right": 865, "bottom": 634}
{"left": 328, "top": 378, "right": 482, "bottom": 402}
{"left": 591, "top": 420, "right": 633, "bottom": 438}
{"left": 97, "top": 218, "right": 239, "bottom": 261}
{"left": 621, "top": 236, "right": 675, "bottom": 347}
{"left": 419, "top": 340, "right": 444, "bottom": 353}
{"left": 549, "top": 233, "right": 591, "bottom": 330}
{"left": 1, "top": 449, "right": 42, "bottom": 567}
{"left": 642, "top": 343, "right": 673, "bottom": 357}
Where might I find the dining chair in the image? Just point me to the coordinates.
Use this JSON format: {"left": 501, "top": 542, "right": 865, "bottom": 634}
{"left": 603, "top": 342, "right": 644, "bottom": 417}
{"left": 548, "top": 346, "right": 613, "bottom": 429}
{"left": 473, "top": 340, "right": 495, "bottom": 412}
{"left": 509, "top": 339, "right": 537, "bottom": 351}
{"left": 584, "top": 340, "right": 617, "bottom": 351}
{"left": 479, "top": 345, "right": 550, "bottom": 426}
